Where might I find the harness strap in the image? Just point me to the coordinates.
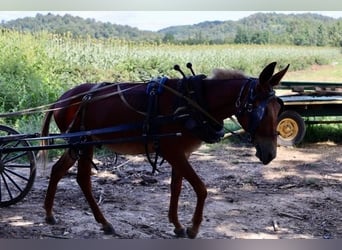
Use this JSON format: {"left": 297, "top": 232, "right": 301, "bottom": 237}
{"left": 143, "top": 77, "right": 168, "bottom": 174}
{"left": 65, "top": 83, "right": 108, "bottom": 133}
{"left": 118, "top": 84, "right": 147, "bottom": 116}
{"left": 64, "top": 83, "right": 107, "bottom": 169}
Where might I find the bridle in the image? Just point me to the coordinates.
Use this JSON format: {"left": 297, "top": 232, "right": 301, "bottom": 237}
{"left": 235, "top": 78, "right": 283, "bottom": 141}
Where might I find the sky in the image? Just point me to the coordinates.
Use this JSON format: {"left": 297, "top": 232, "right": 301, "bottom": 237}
{"left": 1, "top": 11, "right": 342, "bottom": 31}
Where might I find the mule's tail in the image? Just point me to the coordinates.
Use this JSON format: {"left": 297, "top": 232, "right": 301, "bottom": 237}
{"left": 37, "top": 107, "right": 54, "bottom": 173}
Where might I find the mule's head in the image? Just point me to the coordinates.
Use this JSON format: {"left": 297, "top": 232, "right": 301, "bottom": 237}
{"left": 236, "top": 62, "right": 289, "bottom": 164}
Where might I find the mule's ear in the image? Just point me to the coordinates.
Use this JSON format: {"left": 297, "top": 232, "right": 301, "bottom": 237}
{"left": 259, "top": 62, "right": 277, "bottom": 84}
{"left": 269, "top": 64, "right": 290, "bottom": 87}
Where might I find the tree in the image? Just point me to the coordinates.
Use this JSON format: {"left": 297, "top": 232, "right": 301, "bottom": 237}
{"left": 316, "top": 24, "right": 327, "bottom": 46}
{"left": 234, "top": 27, "right": 250, "bottom": 44}
{"left": 250, "top": 31, "right": 270, "bottom": 44}
{"left": 162, "top": 33, "right": 175, "bottom": 43}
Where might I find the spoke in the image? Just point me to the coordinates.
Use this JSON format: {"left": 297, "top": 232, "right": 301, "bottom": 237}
{"left": 2, "top": 171, "right": 24, "bottom": 193}
{"left": 1, "top": 141, "right": 23, "bottom": 162}
{"left": 1, "top": 173, "right": 14, "bottom": 200}
{"left": 4, "top": 168, "right": 30, "bottom": 182}
{"left": 3, "top": 151, "right": 30, "bottom": 164}
{"left": 0, "top": 141, "right": 14, "bottom": 150}
{"left": 4, "top": 163, "right": 32, "bottom": 169}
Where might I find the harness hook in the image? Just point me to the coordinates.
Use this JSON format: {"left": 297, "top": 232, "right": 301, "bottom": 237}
{"left": 174, "top": 64, "right": 186, "bottom": 78}
{"left": 186, "top": 62, "right": 196, "bottom": 76}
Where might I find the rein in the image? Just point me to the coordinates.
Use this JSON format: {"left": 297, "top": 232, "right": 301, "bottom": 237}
{"left": 0, "top": 82, "right": 141, "bottom": 118}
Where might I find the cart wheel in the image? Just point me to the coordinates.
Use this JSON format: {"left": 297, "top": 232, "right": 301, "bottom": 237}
{"left": 277, "top": 110, "right": 306, "bottom": 146}
{"left": 0, "top": 125, "right": 36, "bottom": 207}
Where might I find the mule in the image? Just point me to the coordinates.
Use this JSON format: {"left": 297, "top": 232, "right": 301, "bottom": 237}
{"left": 40, "top": 62, "right": 289, "bottom": 238}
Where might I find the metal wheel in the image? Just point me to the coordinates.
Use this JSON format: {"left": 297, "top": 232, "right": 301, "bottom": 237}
{"left": 0, "top": 125, "right": 36, "bottom": 207}
{"left": 277, "top": 110, "right": 306, "bottom": 146}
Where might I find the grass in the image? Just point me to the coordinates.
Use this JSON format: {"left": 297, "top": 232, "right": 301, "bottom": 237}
{"left": 284, "top": 57, "right": 342, "bottom": 82}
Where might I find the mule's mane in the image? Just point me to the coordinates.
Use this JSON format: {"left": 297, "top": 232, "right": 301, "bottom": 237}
{"left": 209, "top": 68, "right": 247, "bottom": 80}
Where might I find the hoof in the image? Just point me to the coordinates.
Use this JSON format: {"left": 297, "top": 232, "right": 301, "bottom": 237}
{"left": 186, "top": 227, "right": 198, "bottom": 239}
{"left": 102, "top": 223, "right": 115, "bottom": 235}
{"left": 45, "top": 215, "right": 57, "bottom": 225}
{"left": 173, "top": 227, "right": 187, "bottom": 238}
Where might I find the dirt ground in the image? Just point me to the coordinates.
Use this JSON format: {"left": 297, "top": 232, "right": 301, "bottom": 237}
{"left": 0, "top": 140, "right": 341, "bottom": 239}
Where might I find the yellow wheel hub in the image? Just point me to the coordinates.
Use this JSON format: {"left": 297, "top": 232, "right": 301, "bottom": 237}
{"left": 277, "top": 118, "right": 299, "bottom": 141}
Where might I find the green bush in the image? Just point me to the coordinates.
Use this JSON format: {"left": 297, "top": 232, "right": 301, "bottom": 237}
{"left": 304, "top": 122, "right": 342, "bottom": 143}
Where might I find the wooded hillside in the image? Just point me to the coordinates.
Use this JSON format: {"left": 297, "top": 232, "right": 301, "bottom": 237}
{"left": 1, "top": 12, "right": 342, "bottom": 46}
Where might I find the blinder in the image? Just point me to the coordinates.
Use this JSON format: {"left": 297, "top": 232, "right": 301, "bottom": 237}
{"left": 236, "top": 78, "right": 282, "bottom": 141}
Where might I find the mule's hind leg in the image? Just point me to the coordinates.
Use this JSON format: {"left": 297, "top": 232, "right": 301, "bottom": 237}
{"left": 76, "top": 147, "right": 115, "bottom": 235}
{"left": 44, "top": 149, "right": 77, "bottom": 225}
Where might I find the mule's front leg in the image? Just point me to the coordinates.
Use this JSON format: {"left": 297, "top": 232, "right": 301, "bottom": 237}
{"left": 169, "top": 169, "right": 187, "bottom": 237}
{"left": 167, "top": 154, "right": 208, "bottom": 239}
{"left": 187, "top": 179, "right": 207, "bottom": 239}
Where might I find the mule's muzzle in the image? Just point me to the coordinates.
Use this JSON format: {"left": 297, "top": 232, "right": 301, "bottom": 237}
{"left": 255, "top": 143, "right": 276, "bottom": 165}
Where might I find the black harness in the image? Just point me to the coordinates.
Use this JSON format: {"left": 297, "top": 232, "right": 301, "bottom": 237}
{"left": 174, "top": 75, "right": 224, "bottom": 143}
{"left": 143, "top": 75, "right": 225, "bottom": 173}
{"left": 143, "top": 77, "right": 168, "bottom": 172}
